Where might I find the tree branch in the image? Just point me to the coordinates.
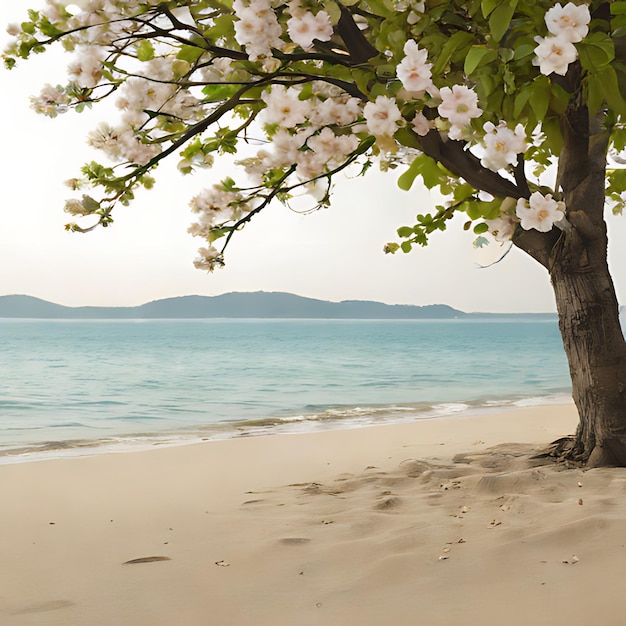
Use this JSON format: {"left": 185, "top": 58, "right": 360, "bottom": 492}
{"left": 512, "top": 226, "right": 559, "bottom": 269}
{"left": 416, "top": 130, "right": 524, "bottom": 199}
{"left": 337, "top": 5, "right": 379, "bottom": 64}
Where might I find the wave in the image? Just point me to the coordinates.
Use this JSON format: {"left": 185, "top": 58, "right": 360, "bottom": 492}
{"left": 0, "top": 392, "right": 574, "bottom": 465}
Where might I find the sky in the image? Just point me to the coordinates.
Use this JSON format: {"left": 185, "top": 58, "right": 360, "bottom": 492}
{"left": 1, "top": 2, "right": 626, "bottom": 313}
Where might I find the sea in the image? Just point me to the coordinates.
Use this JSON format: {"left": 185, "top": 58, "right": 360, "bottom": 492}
{"left": 0, "top": 317, "right": 576, "bottom": 463}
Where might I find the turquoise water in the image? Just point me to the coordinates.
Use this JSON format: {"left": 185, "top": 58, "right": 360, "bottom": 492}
{"left": 0, "top": 318, "right": 572, "bottom": 461}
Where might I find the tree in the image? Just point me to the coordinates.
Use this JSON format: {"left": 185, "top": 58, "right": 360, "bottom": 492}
{"left": 4, "top": 0, "right": 626, "bottom": 465}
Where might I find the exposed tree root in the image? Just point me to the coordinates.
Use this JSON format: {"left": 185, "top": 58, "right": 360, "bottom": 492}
{"left": 531, "top": 436, "right": 586, "bottom": 468}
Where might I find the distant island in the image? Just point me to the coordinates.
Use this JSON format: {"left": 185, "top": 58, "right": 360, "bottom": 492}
{"left": 0, "top": 292, "right": 558, "bottom": 320}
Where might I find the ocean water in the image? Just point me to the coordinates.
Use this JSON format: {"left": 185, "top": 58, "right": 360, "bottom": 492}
{"left": 0, "top": 318, "right": 573, "bottom": 462}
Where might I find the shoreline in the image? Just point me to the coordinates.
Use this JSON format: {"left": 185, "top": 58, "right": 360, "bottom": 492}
{"left": 6, "top": 403, "right": 623, "bottom": 625}
{"left": 0, "top": 393, "right": 573, "bottom": 465}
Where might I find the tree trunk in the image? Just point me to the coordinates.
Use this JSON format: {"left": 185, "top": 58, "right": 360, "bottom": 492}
{"left": 514, "top": 95, "right": 626, "bottom": 466}
{"left": 550, "top": 242, "right": 626, "bottom": 466}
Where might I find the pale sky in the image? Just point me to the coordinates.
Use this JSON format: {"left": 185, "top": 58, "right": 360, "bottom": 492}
{"left": 1, "top": 2, "right": 625, "bottom": 313}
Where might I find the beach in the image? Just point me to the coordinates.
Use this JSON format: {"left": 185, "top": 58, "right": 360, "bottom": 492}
{"left": 2, "top": 402, "right": 626, "bottom": 625}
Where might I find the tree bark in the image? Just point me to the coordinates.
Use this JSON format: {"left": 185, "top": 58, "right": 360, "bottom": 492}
{"left": 517, "top": 98, "right": 626, "bottom": 466}
{"left": 550, "top": 236, "right": 626, "bottom": 466}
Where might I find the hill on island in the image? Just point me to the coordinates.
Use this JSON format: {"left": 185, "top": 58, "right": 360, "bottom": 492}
{"left": 0, "top": 292, "right": 560, "bottom": 320}
{"left": 0, "top": 292, "right": 468, "bottom": 319}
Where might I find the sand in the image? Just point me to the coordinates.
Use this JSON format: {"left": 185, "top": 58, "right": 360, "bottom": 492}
{"left": 2, "top": 403, "right": 626, "bottom": 625}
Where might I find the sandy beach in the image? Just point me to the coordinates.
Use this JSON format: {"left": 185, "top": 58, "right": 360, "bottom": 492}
{"left": 2, "top": 403, "right": 626, "bottom": 625}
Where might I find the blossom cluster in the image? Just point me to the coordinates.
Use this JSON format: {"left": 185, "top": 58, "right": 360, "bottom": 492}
{"left": 479, "top": 3, "right": 588, "bottom": 243}
{"left": 486, "top": 192, "right": 566, "bottom": 243}
{"left": 5, "top": 0, "right": 591, "bottom": 271}
{"left": 533, "top": 2, "right": 590, "bottom": 76}
{"left": 233, "top": 0, "right": 333, "bottom": 60}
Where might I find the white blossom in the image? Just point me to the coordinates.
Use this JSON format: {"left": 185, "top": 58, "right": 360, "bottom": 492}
{"left": 30, "top": 84, "right": 71, "bottom": 116}
{"left": 396, "top": 40, "right": 435, "bottom": 94}
{"left": 189, "top": 186, "right": 247, "bottom": 225}
{"left": 200, "top": 57, "right": 234, "bottom": 82}
{"left": 309, "top": 97, "right": 362, "bottom": 127}
{"left": 261, "top": 85, "right": 309, "bottom": 128}
{"left": 364, "top": 96, "right": 402, "bottom": 136}
{"left": 545, "top": 2, "right": 590, "bottom": 43}
{"left": 41, "top": 3, "right": 63, "bottom": 22}
{"left": 193, "top": 246, "right": 223, "bottom": 271}
{"left": 516, "top": 192, "right": 566, "bottom": 232}
{"left": 287, "top": 10, "right": 333, "bottom": 49}
{"left": 87, "top": 122, "right": 122, "bottom": 160}
{"left": 411, "top": 111, "right": 432, "bottom": 136}
{"left": 116, "top": 67, "right": 203, "bottom": 123}
{"left": 481, "top": 121, "right": 527, "bottom": 172}
{"left": 294, "top": 152, "right": 328, "bottom": 180}
{"left": 307, "top": 127, "right": 358, "bottom": 157}
{"left": 295, "top": 130, "right": 358, "bottom": 180}
{"left": 485, "top": 214, "right": 517, "bottom": 242}
{"left": 116, "top": 128, "right": 161, "bottom": 165}
{"left": 533, "top": 34, "right": 578, "bottom": 76}
{"left": 233, "top": 0, "right": 284, "bottom": 60}
{"left": 67, "top": 47, "right": 105, "bottom": 88}
{"left": 63, "top": 199, "right": 89, "bottom": 216}
{"left": 272, "top": 128, "right": 313, "bottom": 162}
{"left": 438, "top": 85, "right": 482, "bottom": 133}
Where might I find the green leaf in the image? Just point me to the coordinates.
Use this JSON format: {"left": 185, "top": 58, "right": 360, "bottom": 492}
{"left": 202, "top": 83, "right": 241, "bottom": 102}
{"left": 578, "top": 32, "right": 615, "bottom": 71}
{"left": 176, "top": 44, "right": 205, "bottom": 63}
{"left": 395, "top": 127, "right": 422, "bottom": 151}
{"left": 529, "top": 75, "right": 551, "bottom": 121}
{"left": 481, "top": 0, "right": 500, "bottom": 18}
{"left": 611, "top": 1, "right": 626, "bottom": 15}
{"left": 136, "top": 40, "right": 155, "bottom": 62}
{"left": 419, "top": 157, "right": 447, "bottom": 189}
{"left": 473, "top": 222, "right": 489, "bottom": 234}
{"left": 513, "top": 87, "right": 532, "bottom": 117}
{"left": 39, "top": 18, "right": 63, "bottom": 38}
{"left": 586, "top": 71, "right": 606, "bottom": 114}
{"left": 321, "top": 0, "right": 342, "bottom": 23}
{"left": 431, "top": 31, "right": 475, "bottom": 76}
{"left": 513, "top": 43, "right": 535, "bottom": 61}
{"left": 397, "top": 159, "right": 422, "bottom": 191}
{"left": 208, "top": 227, "right": 229, "bottom": 243}
{"left": 587, "top": 65, "right": 626, "bottom": 115}
{"left": 464, "top": 46, "right": 497, "bottom": 76}
{"left": 363, "top": 0, "right": 395, "bottom": 18}
{"left": 21, "top": 21, "right": 36, "bottom": 35}
{"left": 466, "top": 203, "right": 482, "bottom": 220}
{"left": 207, "top": 14, "right": 236, "bottom": 39}
{"left": 397, "top": 226, "right": 414, "bottom": 237}
{"left": 488, "top": 0, "right": 518, "bottom": 43}
{"left": 81, "top": 196, "right": 100, "bottom": 212}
